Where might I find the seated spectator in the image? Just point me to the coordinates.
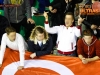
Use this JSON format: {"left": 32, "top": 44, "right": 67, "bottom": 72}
{"left": 0, "top": 26, "right": 28, "bottom": 70}
{"left": 44, "top": 12, "right": 81, "bottom": 56}
{"left": 27, "top": 26, "right": 53, "bottom": 59}
{"left": 77, "top": 29, "right": 100, "bottom": 64}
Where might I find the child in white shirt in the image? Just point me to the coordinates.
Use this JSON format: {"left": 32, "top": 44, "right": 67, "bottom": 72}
{"left": 44, "top": 12, "right": 81, "bottom": 56}
{"left": 0, "top": 26, "right": 28, "bottom": 70}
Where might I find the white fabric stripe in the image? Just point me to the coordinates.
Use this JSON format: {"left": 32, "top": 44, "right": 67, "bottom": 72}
{"left": 2, "top": 60, "right": 74, "bottom": 75}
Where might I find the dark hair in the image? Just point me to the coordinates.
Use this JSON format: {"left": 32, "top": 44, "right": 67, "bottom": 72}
{"left": 5, "top": 26, "right": 16, "bottom": 35}
{"left": 82, "top": 29, "right": 93, "bottom": 37}
{"left": 35, "top": 26, "right": 45, "bottom": 34}
{"left": 65, "top": 12, "right": 74, "bottom": 19}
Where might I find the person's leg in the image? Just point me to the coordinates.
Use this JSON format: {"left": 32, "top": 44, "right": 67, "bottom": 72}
{"left": 0, "top": 15, "right": 9, "bottom": 45}
{"left": 49, "top": 13, "right": 62, "bottom": 27}
{"left": 38, "top": 0, "right": 45, "bottom": 13}
{"left": 45, "top": 0, "right": 50, "bottom": 7}
{"left": 48, "top": 13, "right": 61, "bottom": 48}
{"left": 29, "top": 0, "right": 36, "bottom": 7}
{"left": 0, "top": 0, "right": 4, "bottom": 9}
{"left": 51, "top": 34, "right": 57, "bottom": 48}
{"left": 25, "top": 23, "right": 35, "bottom": 40}
{"left": 10, "top": 23, "right": 21, "bottom": 33}
{"left": 21, "top": 17, "right": 35, "bottom": 40}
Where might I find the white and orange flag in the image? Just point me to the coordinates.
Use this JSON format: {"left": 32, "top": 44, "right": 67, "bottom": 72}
{"left": 0, "top": 48, "right": 100, "bottom": 75}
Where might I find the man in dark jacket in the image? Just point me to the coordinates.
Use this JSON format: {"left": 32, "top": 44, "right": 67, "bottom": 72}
{"left": 49, "top": 0, "right": 83, "bottom": 26}
{"left": 80, "top": 0, "right": 100, "bottom": 38}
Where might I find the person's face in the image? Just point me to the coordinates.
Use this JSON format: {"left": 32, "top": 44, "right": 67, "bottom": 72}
{"left": 36, "top": 33, "right": 44, "bottom": 41}
{"left": 65, "top": 0, "right": 72, "bottom": 3}
{"left": 7, "top": 32, "right": 16, "bottom": 42}
{"left": 83, "top": 36, "right": 93, "bottom": 45}
{"left": 65, "top": 15, "right": 74, "bottom": 27}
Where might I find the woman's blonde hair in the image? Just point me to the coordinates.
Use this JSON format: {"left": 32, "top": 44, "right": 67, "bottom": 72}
{"left": 29, "top": 26, "right": 49, "bottom": 41}
{"left": 11, "top": 0, "right": 23, "bottom": 5}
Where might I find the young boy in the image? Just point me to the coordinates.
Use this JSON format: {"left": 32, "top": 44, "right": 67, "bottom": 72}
{"left": 0, "top": 26, "right": 28, "bottom": 70}
{"left": 44, "top": 12, "right": 81, "bottom": 56}
{"left": 77, "top": 29, "right": 100, "bottom": 64}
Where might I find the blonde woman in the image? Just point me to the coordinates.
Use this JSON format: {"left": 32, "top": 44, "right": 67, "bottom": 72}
{"left": 4, "top": 0, "right": 35, "bottom": 40}
{"left": 27, "top": 26, "right": 53, "bottom": 58}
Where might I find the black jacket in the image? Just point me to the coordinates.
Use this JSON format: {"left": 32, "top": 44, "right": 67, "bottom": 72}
{"left": 27, "top": 37, "right": 53, "bottom": 57}
{"left": 50, "top": 0, "right": 83, "bottom": 14}
{"left": 49, "top": 0, "right": 83, "bottom": 26}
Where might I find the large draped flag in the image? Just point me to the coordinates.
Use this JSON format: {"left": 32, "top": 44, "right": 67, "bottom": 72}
{"left": 0, "top": 48, "right": 100, "bottom": 75}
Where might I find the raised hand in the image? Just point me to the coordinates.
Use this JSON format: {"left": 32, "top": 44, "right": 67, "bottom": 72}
{"left": 43, "top": 11, "right": 49, "bottom": 19}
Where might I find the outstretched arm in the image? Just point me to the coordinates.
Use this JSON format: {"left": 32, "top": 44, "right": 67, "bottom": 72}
{"left": 44, "top": 12, "right": 60, "bottom": 34}
{"left": 0, "top": 34, "right": 7, "bottom": 67}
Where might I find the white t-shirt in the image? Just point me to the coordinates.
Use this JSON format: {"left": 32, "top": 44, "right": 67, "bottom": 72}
{"left": 0, "top": 33, "right": 28, "bottom": 66}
